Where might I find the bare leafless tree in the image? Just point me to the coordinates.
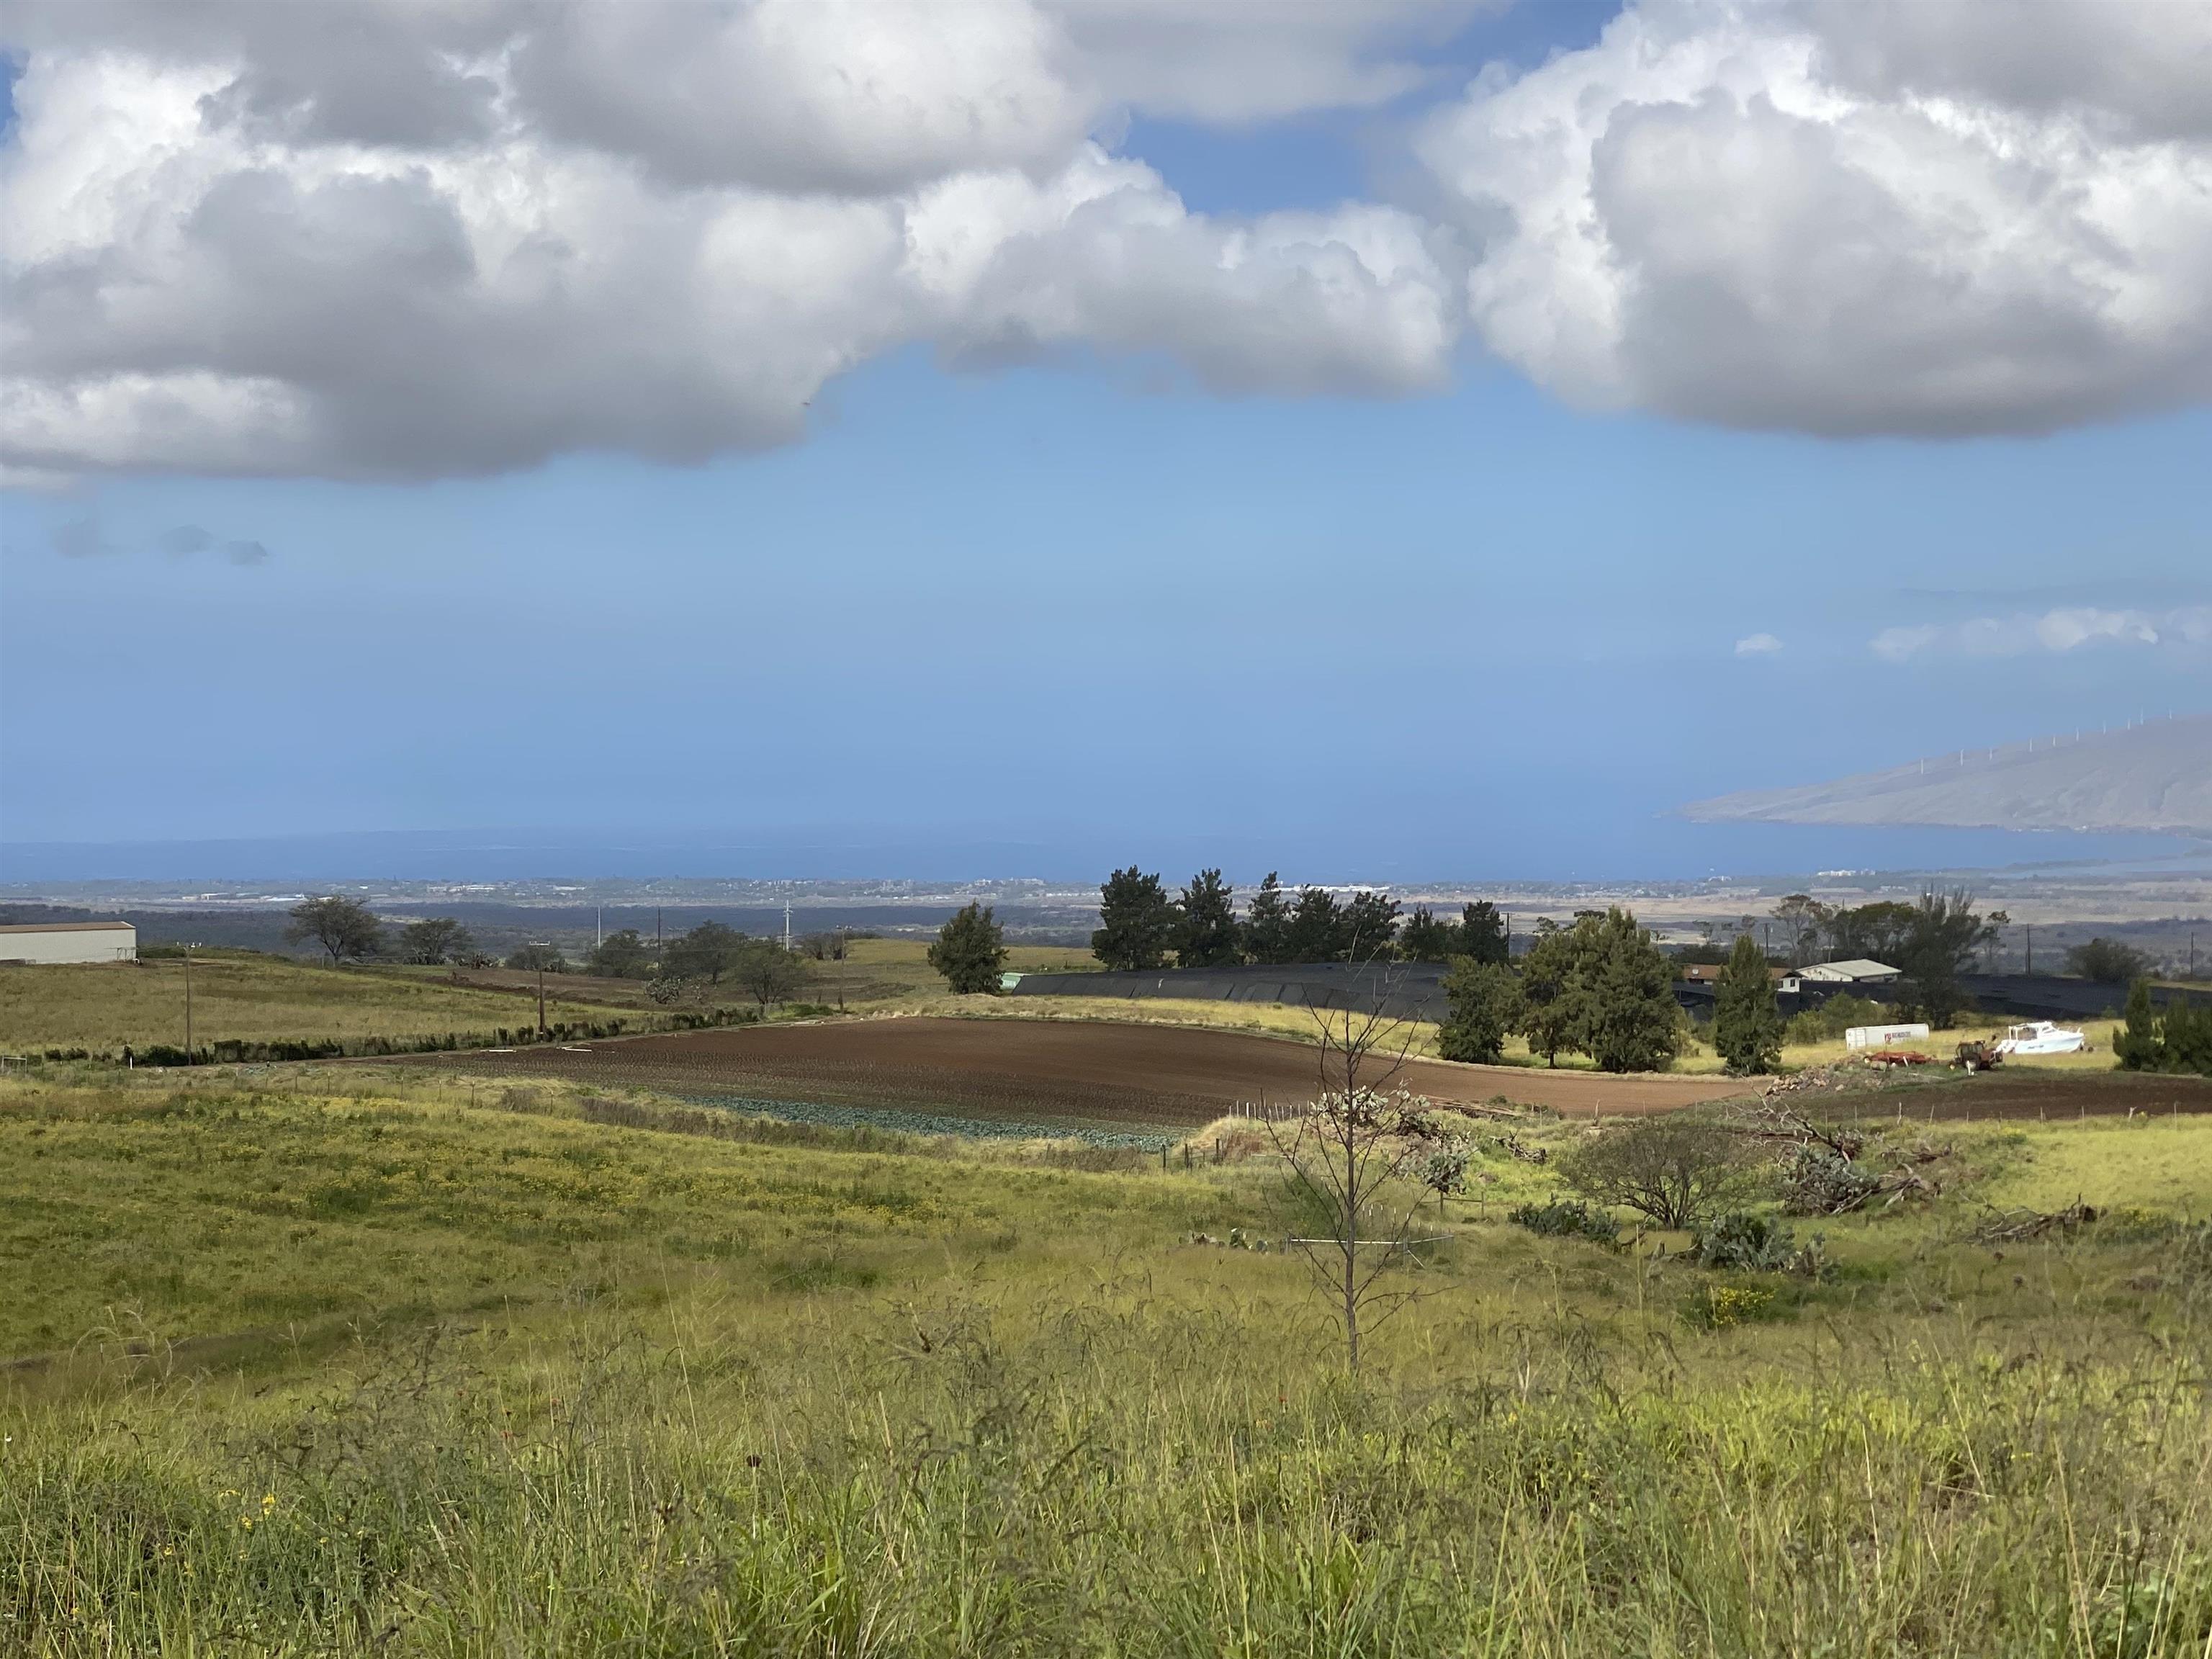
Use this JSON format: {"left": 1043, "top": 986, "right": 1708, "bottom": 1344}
{"left": 1267, "top": 974, "right": 1444, "bottom": 1372}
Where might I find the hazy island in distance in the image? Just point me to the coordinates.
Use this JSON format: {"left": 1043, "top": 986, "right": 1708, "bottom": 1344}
{"left": 1683, "top": 715, "right": 2212, "bottom": 838}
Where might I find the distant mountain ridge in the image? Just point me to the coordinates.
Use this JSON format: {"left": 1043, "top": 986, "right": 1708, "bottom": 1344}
{"left": 1683, "top": 716, "right": 2212, "bottom": 837}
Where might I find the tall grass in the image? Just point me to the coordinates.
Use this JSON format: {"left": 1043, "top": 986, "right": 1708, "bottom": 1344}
{"left": 5, "top": 1071, "right": 2211, "bottom": 1655}
{"left": 5, "top": 1291, "right": 2208, "bottom": 1656}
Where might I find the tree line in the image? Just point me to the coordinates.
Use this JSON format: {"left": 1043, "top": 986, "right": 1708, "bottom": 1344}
{"left": 2116, "top": 981, "right": 2212, "bottom": 1077}
{"left": 282, "top": 896, "right": 808, "bottom": 1010}
{"left": 1088, "top": 868, "right": 1513, "bottom": 972}
{"left": 1432, "top": 907, "right": 1722, "bottom": 1075}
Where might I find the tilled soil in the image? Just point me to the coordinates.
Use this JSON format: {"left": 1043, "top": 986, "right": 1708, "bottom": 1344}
{"left": 1829, "top": 1066, "right": 2212, "bottom": 1123}
{"left": 407, "top": 1016, "right": 1758, "bottom": 1128}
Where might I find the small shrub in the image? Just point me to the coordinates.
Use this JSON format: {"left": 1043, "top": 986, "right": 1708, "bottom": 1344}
{"left": 1509, "top": 1198, "right": 1621, "bottom": 1247}
{"left": 1691, "top": 1210, "right": 1797, "bottom": 1272}
{"left": 1559, "top": 1115, "right": 1746, "bottom": 1228}
{"left": 1683, "top": 1282, "right": 1776, "bottom": 1329}
{"left": 1691, "top": 1211, "right": 1831, "bottom": 1279}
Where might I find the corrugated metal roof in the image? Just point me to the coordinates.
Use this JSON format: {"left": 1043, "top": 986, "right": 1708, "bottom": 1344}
{"left": 0, "top": 920, "right": 137, "bottom": 933}
{"left": 1801, "top": 958, "right": 1899, "bottom": 980}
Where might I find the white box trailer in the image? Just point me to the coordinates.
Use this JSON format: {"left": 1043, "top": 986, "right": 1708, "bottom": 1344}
{"left": 1845, "top": 1022, "right": 1930, "bottom": 1051}
{"left": 0, "top": 921, "right": 138, "bottom": 963}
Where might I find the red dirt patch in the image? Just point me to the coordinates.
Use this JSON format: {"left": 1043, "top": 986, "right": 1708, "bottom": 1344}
{"left": 406, "top": 1016, "right": 1755, "bottom": 1128}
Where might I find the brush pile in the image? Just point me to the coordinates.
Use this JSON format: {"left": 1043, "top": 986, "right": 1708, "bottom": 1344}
{"left": 1732, "top": 1101, "right": 1950, "bottom": 1216}
{"left": 1973, "top": 1201, "right": 2098, "bottom": 1244}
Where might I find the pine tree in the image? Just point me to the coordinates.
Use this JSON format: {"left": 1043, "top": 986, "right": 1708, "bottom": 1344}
{"left": 1398, "top": 906, "right": 1454, "bottom": 963}
{"left": 1712, "top": 931, "right": 1782, "bottom": 1075}
{"left": 1456, "top": 901, "right": 1511, "bottom": 966}
{"left": 929, "top": 902, "right": 1007, "bottom": 994}
{"left": 1341, "top": 891, "right": 1401, "bottom": 962}
{"left": 1241, "top": 873, "right": 1292, "bottom": 963}
{"left": 2114, "top": 978, "right": 2162, "bottom": 1071}
{"left": 1284, "top": 886, "right": 1348, "bottom": 963}
{"left": 1437, "top": 958, "right": 1521, "bottom": 1063}
{"left": 1174, "top": 869, "right": 1242, "bottom": 968}
{"left": 1092, "top": 867, "right": 1176, "bottom": 970}
{"left": 1514, "top": 909, "right": 1679, "bottom": 1072}
{"left": 1516, "top": 921, "right": 1583, "bottom": 1067}
{"left": 2164, "top": 1002, "right": 2212, "bottom": 1076}
{"left": 1583, "top": 908, "right": 1681, "bottom": 1074}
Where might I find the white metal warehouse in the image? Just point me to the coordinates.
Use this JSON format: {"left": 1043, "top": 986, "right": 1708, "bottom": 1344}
{"left": 0, "top": 921, "right": 139, "bottom": 964}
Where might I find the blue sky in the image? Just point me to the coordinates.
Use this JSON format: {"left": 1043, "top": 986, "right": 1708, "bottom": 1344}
{"left": 2, "top": 1, "right": 2207, "bottom": 882}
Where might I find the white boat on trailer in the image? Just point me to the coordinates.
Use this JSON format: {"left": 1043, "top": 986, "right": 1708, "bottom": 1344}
{"left": 1992, "top": 1020, "right": 2088, "bottom": 1058}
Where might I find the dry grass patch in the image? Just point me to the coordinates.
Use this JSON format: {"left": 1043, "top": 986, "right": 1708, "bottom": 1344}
{"left": 0, "top": 954, "right": 624, "bottom": 1054}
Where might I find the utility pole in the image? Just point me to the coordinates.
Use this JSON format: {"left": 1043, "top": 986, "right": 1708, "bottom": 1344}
{"left": 2024, "top": 923, "right": 2032, "bottom": 976}
{"left": 530, "top": 943, "right": 550, "bottom": 1037}
{"left": 184, "top": 942, "right": 194, "bottom": 1060}
{"left": 595, "top": 905, "right": 603, "bottom": 949}
{"left": 783, "top": 899, "right": 793, "bottom": 955}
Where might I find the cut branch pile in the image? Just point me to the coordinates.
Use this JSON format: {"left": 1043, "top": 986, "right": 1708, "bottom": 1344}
{"left": 1740, "top": 1101, "right": 1951, "bottom": 1215}
{"left": 1973, "top": 1201, "right": 2099, "bottom": 1244}
{"left": 1489, "top": 1133, "right": 1550, "bottom": 1166}
{"left": 1737, "top": 1102, "right": 1866, "bottom": 1161}
{"left": 1758, "top": 1060, "right": 1919, "bottom": 1104}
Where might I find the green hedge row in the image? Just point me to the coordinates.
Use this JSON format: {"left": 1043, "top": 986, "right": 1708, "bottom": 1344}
{"left": 12, "top": 1006, "right": 758, "bottom": 1068}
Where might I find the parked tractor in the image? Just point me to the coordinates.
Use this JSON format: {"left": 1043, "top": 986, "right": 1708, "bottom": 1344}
{"left": 1953, "top": 1040, "right": 2005, "bottom": 1073}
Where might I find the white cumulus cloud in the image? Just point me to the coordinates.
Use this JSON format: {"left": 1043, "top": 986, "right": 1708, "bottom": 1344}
{"left": 1419, "top": 0, "right": 2212, "bottom": 436}
{"left": 0, "top": 1, "right": 1470, "bottom": 482}
{"left": 1872, "top": 606, "right": 2212, "bottom": 661}
{"left": 1734, "top": 633, "right": 1784, "bottom": 656}
{"left": 4, "top": 0, "right": 2211, "bottom": 482}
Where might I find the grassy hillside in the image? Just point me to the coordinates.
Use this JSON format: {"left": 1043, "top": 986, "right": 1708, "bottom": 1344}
{"left": 3, "top": 1065, "right": 2209, "bottom": 1655}
{"left": 0, "top": 954, "right": 637, "bottom": 1054}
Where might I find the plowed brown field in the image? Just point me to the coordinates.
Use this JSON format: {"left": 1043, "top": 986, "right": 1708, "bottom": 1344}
{"left": 406, "top": 1016, "right": 1758, "bottom": 1128}
{"left": 1833, "top": 1066, "right": 2212, "bottom": 1123}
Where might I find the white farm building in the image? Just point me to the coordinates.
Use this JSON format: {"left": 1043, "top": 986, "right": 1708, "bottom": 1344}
{"left": 0, "top": 921, "right": 139, "bottom": 964}
{"left": 1797, "top": 958, "right": 1902, "bottom": 986}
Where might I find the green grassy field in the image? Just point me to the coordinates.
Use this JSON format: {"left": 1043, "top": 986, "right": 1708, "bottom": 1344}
{"left": 3, "top": 1063, "right": 2208, "bottom": 1656}
{"left": 0, "top": 954, "right": 632, "bottom": 1054}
